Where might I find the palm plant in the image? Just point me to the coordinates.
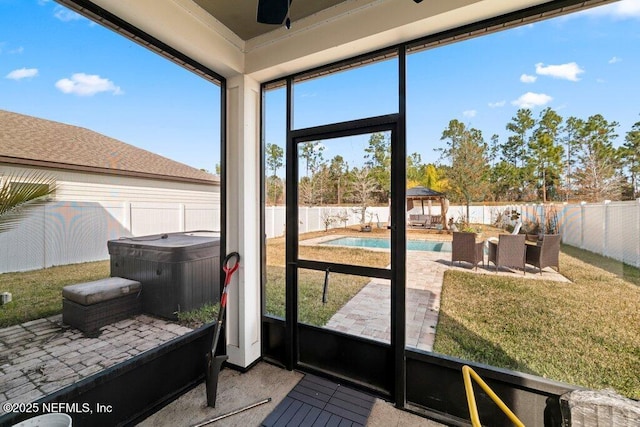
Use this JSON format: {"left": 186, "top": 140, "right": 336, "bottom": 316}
{"left": 0, "top": 171, "right": 57, "bottom": 233}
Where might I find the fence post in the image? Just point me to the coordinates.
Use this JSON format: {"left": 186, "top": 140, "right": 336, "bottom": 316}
{"left": 179, "top": 203, "right": 186, "bottom": 232}
{"left": 270, "top": 206, "right": 276, "bottom": 239}
{"left": 560, "top": 202, "right": 568, "bottom": 242}
{"left": 123, "top": 202, "right": 132, "bottom": 234}
{"left": 637, "top": 199, "right": 640, "bottom": 268}
{"left": 603, "top": 200, "right": 610, "bottom": 257}
{"left": 580, "top": 201, "right": 586, "bottom": 249}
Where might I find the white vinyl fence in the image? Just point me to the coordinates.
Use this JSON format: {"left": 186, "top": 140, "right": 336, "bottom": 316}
{"left": 0, "top": 201, "right": 220, "bottom": 273}
{"left": 3, "top": 200, "right": 638, "bottom": 273}
{"left": 266, "top": 200, "right": 640, "bottom": 268}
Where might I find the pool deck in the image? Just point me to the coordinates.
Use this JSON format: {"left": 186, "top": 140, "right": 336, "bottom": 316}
{"left": 305, "top": 234, "right": 570, "bottom": 352}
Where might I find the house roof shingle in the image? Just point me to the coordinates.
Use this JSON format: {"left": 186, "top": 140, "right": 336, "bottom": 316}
{"left": 0, "top": 109, "right": 219, "bottom": 185}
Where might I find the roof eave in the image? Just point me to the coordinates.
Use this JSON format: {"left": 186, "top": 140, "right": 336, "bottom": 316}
{"left": 0, "top": 156, "right": 220, "bottom": 186}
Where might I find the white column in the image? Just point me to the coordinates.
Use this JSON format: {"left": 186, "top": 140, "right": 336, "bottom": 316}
{"left": 225, "top": 74, "right": 261, "bottom": 368}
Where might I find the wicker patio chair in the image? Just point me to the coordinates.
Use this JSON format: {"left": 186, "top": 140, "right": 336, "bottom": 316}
{"left": 526, "top": 234, "right": 561, "bottom": 274}
{"left": 487, "top": 234, "right": 526, "bottom": 274}
{"left": 451, "top": 232, "right": 485, "bottom": 270}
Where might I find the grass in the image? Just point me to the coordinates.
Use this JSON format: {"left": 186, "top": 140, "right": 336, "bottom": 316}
{"left": 265, "top": 228, "right": 390, "bottom": 325}
{"left": 0, "top": 260, "right": 110, "bottom": 328}
{"left": 176, "top": 302, "right": 219, "bottom": 328}
{"left": 2, "top": 228, "right": 638, "bottom": 399}
{"left": 434, "top": 246, "right": 640, "bottom": 399}
{"left": 266, "top": 267, "right": 375, "bottom": 326}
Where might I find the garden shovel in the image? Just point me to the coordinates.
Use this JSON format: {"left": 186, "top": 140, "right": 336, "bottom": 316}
{"left": 205, "top": 251, "right": 240, "bottom": 407}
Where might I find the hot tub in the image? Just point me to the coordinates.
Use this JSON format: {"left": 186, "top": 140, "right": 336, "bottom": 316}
{"left": 108, "top": 231, "right": 220, "bottom": 319}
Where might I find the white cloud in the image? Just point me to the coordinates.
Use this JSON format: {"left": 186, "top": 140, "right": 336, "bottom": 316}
{"left": 9, "top": 47, "right": 24, "bottom": 54}
{"left": 608, "top": 56, "right": 622, "bottom": 64}
{"left": 55, "top": 73, "right": 123, "bottom": 96}
{"left": 6, "top": 68, "right": 39, "bottom": 80}
{"left": 488, "top": 100, "right": 506, "bottom": 108}
{"left": 511, "top": 92, "right": 552, "bottom": 108}
{"left": 520, "top": 74, "right": 537, "bottom": 83}
{"left": 535, "top": 62, "right": 584, "bottom": 81}
{"left": 580, "top": 0, "right": 640, "bottom": 19}
{"left": 596, "top": 78, "right": 606, "bottom": 83}
{"left": 54, "top": 6, "right": 84, "bottom": 22}
{"left": 463, "top": 110, "right": 477, "bottom": 118}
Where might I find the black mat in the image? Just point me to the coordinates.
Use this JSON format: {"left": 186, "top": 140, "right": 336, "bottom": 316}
{"left": 262, "top": 374, "right": 375, "bottom": 427}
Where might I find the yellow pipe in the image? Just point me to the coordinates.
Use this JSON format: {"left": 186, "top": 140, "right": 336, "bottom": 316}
{"left": 462, "top": 365, "right": 525, "bottom": 427}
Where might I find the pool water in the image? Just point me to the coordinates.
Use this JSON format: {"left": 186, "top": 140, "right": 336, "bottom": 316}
{"left": 323, "top": 237, "right": 452, "bottom": 252}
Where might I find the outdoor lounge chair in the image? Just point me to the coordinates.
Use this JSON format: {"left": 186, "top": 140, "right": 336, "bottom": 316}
{"left": 525, "top": 234, "right": 561, "bottom": 274}
{"left": 429, "top": 215, "right": 443, "bottom": 228}
{"left": 408, "top": 214, "right": 429, "bottom": 227}
{"left": 487, "top": 220, "right": 523, "bottom": 245}
{"left": 451, "top": 232, "right": 484, "bottom": 270}
{"left": 488, "top": 234, "right": 526, "bottom": 274}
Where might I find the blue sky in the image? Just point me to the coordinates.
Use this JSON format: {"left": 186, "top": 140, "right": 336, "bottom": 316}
{"left": 1, "top": 0, "right": 221, "bottom": 172}
{"left": 267, "top": 0, "right": 640, "bottom": 170}
{"left": 2, "top": 1, "right": 639, "bottom": 174}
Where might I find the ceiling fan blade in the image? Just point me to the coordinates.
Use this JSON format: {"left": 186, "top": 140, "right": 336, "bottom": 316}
{"left": 257, "top": 0, "right": 292, "bottom": 25}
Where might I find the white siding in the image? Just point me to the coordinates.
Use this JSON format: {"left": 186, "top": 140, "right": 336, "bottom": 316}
{"left": 0, "top": 165, "right": 220, "bottom": 273}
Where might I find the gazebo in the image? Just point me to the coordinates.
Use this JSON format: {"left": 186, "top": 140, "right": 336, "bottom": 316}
{"left": 406, "top": 186, "right": 449, "bottom": 230}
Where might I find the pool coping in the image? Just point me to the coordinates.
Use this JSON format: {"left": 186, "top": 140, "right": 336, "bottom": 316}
{"left": 300, "top": 234, "right": 452, "bottom": 253}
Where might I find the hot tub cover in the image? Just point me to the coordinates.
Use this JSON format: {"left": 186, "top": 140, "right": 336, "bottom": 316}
{"left": 108, "top": 232, "right": 220, "bottom": 263}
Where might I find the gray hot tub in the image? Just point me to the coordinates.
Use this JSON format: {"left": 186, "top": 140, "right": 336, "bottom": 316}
{"left": 108, "top": 231, "right": 220, "bottom": 319}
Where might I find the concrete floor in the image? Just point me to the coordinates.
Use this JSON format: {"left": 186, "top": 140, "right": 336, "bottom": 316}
{"left": 136, "top": 362, "right": 444, "bottom": 427}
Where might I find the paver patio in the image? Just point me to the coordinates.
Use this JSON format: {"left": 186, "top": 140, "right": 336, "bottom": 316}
{"left": 1, "top": 238, "right": 570, "bottom": 417}
{"left": 0, "top": 314, "right": 192, "bottom": 414}
{"left": 325, "top": 247, "right": 569, "bottom": 352}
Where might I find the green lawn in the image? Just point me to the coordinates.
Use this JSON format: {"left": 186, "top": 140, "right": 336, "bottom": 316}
{"left": 266, "top": 266, "right": 374, "bottom": 326}
{"left": 0, "top": 260, "right": 110, "bottom": 328}
{"left": 2, "top": 234, "right": 639, "bottom": 400}
{"left": 434, "top": 246, "right": 640, "bottom": 399}
{"left": 265, "top": 232, "right": 390, "bottom": 325}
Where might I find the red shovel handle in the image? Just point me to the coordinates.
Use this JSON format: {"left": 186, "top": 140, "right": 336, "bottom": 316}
{"left": 219, "top": 252, "right": 240, "bottom": 309}
{"left": 222, "top": 252, "right": 240, "bottom": 282}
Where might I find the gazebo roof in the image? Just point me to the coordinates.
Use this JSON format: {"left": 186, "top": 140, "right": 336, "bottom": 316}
{"left": 406, "top": 186, "right": 445, "bottom": 199}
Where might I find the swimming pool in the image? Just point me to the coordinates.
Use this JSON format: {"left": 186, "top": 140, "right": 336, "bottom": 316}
{"left": 322, "top": 237, "right": 452, "bottom": 252}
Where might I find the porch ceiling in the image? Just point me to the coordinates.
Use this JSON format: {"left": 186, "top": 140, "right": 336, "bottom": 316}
{"left": 192, "top": 0, "right": 351, "bottom": 40}
{"left": 76, "top": 0, "right": 605, "bottom": 82}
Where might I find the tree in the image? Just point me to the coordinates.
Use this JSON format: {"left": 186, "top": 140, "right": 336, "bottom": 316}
{"left": 1, "top": 171, "right": 57, "bottom": 233}
{"left": 406, "top": 152, "right": 425, "bottom": 187}
{"left": 364, "top": 132, "right": 391, "bottom": 203}
{"left": 424, "top": 164, "right": 443, "bottom": 191}
{"left": 348, "top": 167, "right": 378, "bottom": 225}
{"left": 439, "top": 119, "right": 490, "bottom": 222}
{"left": 504, "top": 109, "right": 536, "bottom": 200}
{"left": 572, "top": 114, "right": 623, "bottom": 201}
{"left": 560, "top": 116, "right": 584, "bottom": 201}
{"left": 505, "top": 109, "right": 535, "bottom": 168}
{"left": 529, "top": 108, "right": 564, "bottom": 202}
{"left": 488, "top": 134, "right": 500, "bottom": 167}
{"left": 490, "top": 160, "right": 521, "bottom": 201}
{"left": 298, "top": 141, "right": 326, "bottom": 205}
{"left": 265, "top": 143, "right": 284, "bottom": 177}
{"left": 621, "top": 119, "right": 640, "bottom": 199}
{"left": 266, "top": 175, "right": 284, "bottom": 205}
{"left": 328, "top": 155, "right": 349, "bottom": 204}
{"left": 299, "top": 141, "right": 324, "bottom": 177}
{"left": 265, "top": 143, "right": 285, "bottom": 205}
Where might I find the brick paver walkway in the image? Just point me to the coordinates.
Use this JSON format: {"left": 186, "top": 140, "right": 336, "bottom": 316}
{"left": 0, "top": 314, "right": 192, "bottom": 413}
{"left": 325, "top": 249, "right": 569, "bottom": 352}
